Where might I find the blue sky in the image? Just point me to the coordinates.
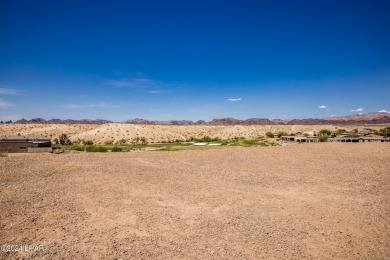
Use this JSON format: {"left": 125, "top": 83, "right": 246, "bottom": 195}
{"left": 0, "top": 0, "right": 389, "bottom": 121}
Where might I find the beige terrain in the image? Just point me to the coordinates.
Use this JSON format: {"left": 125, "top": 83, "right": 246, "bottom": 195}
{"left": 1, "top": 142, "right": 389, "bottom": 259}
{"left": 0, "top": 123, "right": 385, "bottom": 143}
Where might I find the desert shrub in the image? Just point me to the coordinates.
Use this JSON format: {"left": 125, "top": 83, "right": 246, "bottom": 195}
{"left": 318, "top": 135, "right": 329, "bottom": 142}
{"left": 72, "top": 139, "right": 81, "bottom": 144}
{"left": 70, "top": 144, "right": 84, "bottom": 151}
{"left": 86, "top": 146, "right": 108, "bottom": 152}
{"left": 379, "top": 126, "right": 390, "bottom": 137}
{"left": 188, "top": 136, "right": 219, "bottom": 142}
{"left": 200, "top": 136, "right": 212, "bottom": 142}
{"left": 140, "top": 137, "right": 148, "bottom": 146}
{"left": 51, "top": 144, "right": 62, "bottom": 149}
{"left": 319, "top": 129, "right": 331, "bottom": 136}
{"left": 132, "top": 137, "right": 143, "bottom": 145}
{"left": 59, "top": 134, "right": 72, "bottom": 145}
{"left": 336, "top": 129, "right": 346, "bottom": 135}
{"left": 84, "top": 140, "right": 94, "bottom": 145}
{"left": 231, "top": 136, "right": 245, "bottom": 142}
{"left": 105, "top": 140, "right": 114, "bottom": 145}
{"left": 53, "top": 138, "right": 59, "bottom": 145}
{"left": 132, "top": 137, "right": 141, "bottom": 145}
{"left": 265, "top": 131, "right": 274, "bottom": 138}
{"left": 279, "top": 131, "right": 289, "bottom": 137}
{"left": 118, "top": 139, "right": 127, "bottom": 144}
{"left": 111, "top": 146, "right": 122, "bottom": 152}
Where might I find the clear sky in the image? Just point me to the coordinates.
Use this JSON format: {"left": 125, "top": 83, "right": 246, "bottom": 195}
{"left": 0, "top": 0, "right": 389, "bottom": 121}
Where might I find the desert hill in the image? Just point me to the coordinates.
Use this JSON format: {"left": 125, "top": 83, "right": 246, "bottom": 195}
{"left": 1, "top": 112, "right": 388, "bottom": 144}
{"left": 0, "top": 123, "right": 386, "bottom": 145}
{"left": 11, "top": 112, "right": 390, "bottom": 125}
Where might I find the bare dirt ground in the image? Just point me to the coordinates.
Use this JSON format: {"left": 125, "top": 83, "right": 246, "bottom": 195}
{"left": 0, "top": 123, "right": 385, "bottom": 144}
{"left": 1, "top": 143, "right": 389, "bottom": 259}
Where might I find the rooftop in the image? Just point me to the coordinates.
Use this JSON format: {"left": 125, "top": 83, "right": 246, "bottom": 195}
{"left": 0, "top": 136, "right": 51, "bottom": 141}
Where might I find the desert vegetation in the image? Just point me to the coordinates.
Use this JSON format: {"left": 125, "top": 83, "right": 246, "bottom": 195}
{"left": 58, "top": 135, "right": 277, "bottom": 153}
{"left": 379, "top": 126, "right": 390, "bottom": 137}
{"left": 1, "top": 124, "right": 389, "bottom": 154}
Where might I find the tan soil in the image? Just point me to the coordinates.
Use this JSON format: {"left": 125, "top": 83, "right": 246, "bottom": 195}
{"left": 1, "top": 143, "right": 389, "bottom": 259}
{"left": 0, "top": 123, "right": 385, "bottom": 144}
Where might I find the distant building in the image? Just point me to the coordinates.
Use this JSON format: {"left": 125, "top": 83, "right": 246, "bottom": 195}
{"left": 328, "top": 135, "right": 389, "bottom": 142}
{"left": 281, "top": 136, "right": 318, "bottom": 143}
{"left": 0, "top": 136, "right": 52, "bottom": 153}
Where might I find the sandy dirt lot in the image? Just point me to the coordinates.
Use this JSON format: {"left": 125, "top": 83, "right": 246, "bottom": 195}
{"left": 0, "top": 123, "right": 385, "bottom": 144}
{"left": 1, "top": 143, "right": 389, "bottom": 259}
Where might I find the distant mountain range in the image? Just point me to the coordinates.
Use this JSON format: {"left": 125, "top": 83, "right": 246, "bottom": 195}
{"left": 10, "top": 112, "right": 390, "bottom": 125}
{"left": 13, "top": 118, "right": 112, "bottom": 125}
